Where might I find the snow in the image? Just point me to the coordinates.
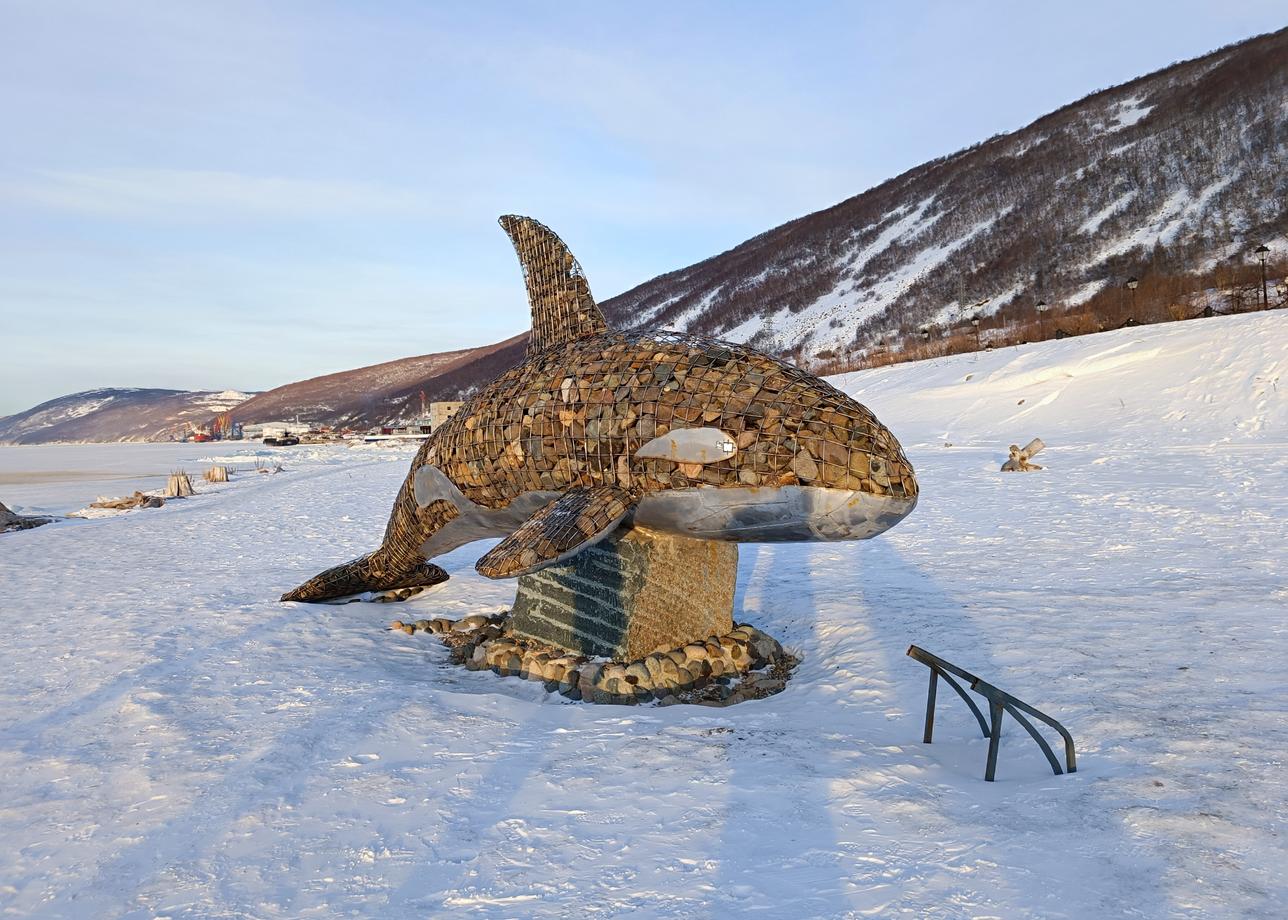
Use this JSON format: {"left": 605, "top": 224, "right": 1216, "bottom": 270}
{"left": 1089, "top": 176, "right": 1236, "bottom": 266}
{"left": 625, "top": 289, "right": 688, "bottom": 329}
{"left": 4, "top": 393, "right": 120, "bottom": 436}
{"left": 1099, "top": 96, "right": 1155, "bottom": 132}
{"left": 712, "top": 198, "right": 945, "bottom": 350}
{"left": 1065, "top": 277, "right": 1110, "bottom": 306}
{"left": 2, "top": 312, "right": 1287, "bottom": 917}
{"left": 844, "top": 197, "right": 941, "bottom": 278}
{"left": 0, "top": 442, "right": 284, "bottom": 516}
{"left": 0, "top": 442, "right": 385, "bottom": 517}
{"left": 1079, "top": 190, "right": 1137, "bottom": 235}
{"left": 57, "top": 394, "right": 118, "bottom": 421}
{"left": 197, "top": 390, "right": 255, "bottom": 409}
{"left": 779, "top": 204, "right": 1009, "bottom": 355}
{"left": 1007, "top": 133, "right": 1049, "bottom": 158}
{"left": 661, "top": 283, "right": 727, "bottom": 332}
{"left": 718, "top": 309, "right": 781, "bottom": 345}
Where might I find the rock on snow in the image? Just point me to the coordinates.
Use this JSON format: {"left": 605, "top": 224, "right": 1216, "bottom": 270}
{"left": 1, "top": 311, "right": 1285, "bottom": 918}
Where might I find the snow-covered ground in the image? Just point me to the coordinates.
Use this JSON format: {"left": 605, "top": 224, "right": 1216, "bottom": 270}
{"left": 0, "top": 442, "right": 289, "bottom": 517}
{"left": 1, "top": 312, "right": 1285, "bottom": 918}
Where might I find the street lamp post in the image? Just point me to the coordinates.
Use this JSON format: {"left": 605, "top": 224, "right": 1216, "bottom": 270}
{"left": 1255, "top": 244, "right": 1270, "bottom": 310}
{"left": 971, "top": 314, "right": 981, "bottom": 351}
{"left": 1125, "top": 277, "right": 1139, "bottom": 322}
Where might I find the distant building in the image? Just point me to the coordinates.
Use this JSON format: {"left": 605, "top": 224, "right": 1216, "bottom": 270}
{"left": 243, "top": 421, "right": 316, "bottom": 439}
{"left": 430, "top": 401, "right": 464, "bottom": 429}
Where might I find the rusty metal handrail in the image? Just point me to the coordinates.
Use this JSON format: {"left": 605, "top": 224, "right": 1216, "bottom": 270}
{"left": 907, "top": 645, "right": 1077, "bottom": 782}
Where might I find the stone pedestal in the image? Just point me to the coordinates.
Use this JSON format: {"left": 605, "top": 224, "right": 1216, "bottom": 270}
{"left": 509, "top": 525, "right": 737, "bottom": 660}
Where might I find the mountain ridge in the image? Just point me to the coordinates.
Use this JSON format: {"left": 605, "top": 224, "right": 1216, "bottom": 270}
{"left": 0, "top": 388, "right": 253, "bottom": 445}
{"left": 598, "top": 27, "right": 1287, "bottom": 362}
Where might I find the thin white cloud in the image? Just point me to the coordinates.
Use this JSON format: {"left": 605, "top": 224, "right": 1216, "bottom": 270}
{"left": 1, "top": 168, "right": 430, "bottom": 220}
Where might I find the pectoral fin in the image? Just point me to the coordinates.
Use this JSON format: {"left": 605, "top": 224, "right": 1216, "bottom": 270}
{"left": 475, "top": 485, "right": 633, "bottom": 579}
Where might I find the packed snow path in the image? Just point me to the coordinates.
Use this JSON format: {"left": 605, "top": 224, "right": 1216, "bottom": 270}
{"left": 2, "top": 312, "right": 1286, "bottom": 918}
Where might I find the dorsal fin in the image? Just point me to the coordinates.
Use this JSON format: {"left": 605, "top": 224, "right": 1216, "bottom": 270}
{"left": 499, "top": 215, "right": 607, "bottom": 355}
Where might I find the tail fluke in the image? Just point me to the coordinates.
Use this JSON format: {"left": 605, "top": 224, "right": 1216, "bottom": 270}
{"left": 281, "top": 552, "right": 449, "bottom": 603}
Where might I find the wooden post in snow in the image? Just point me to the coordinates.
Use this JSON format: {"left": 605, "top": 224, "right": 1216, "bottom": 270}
{"left": 165, "top": 471, "right": 194, "bottom": 497}
{"left": 203, "top": 465, "right": 230, "bottom": 483}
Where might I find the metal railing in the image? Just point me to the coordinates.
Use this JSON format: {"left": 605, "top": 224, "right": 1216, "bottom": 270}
{"left": 907, "top": 645, "right": 1076, "bottom": 782}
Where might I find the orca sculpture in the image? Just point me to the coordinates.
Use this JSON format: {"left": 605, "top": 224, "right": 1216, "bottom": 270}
{"left": 282, "top": 216, "right": 918, "bottom": 603}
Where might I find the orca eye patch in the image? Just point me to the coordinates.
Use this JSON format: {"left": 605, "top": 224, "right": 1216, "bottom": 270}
{"left": 636, "top": 428, "right": 738, "bottom": 464}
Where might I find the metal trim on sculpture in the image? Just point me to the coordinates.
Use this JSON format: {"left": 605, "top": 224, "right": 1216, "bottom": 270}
{"left": 282, "top": 216, "right": 920, "bottom": 621}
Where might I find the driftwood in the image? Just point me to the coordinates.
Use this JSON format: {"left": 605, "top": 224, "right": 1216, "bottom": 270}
{"left": 90, "top": 491, "right": 164, "bottom": 511}
{"left": 165, "top": 471, "right": 194, "bottom": 498}
{"left": 203, "top": 465, "right": 230, "bottom": 483}
{"left": 0, "top": 501, "right": 54, "bottom": 533}
{"left": 1001, "top": 437, "right": 1045, "bottom": 472}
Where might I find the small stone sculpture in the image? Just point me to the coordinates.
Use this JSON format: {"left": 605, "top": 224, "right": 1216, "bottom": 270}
{"left": 282, "top": 215, "right": 920, "bottom": 604}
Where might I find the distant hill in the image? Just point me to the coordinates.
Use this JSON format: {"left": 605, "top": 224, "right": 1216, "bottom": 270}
{"left": 230, "top": 333, "right": 528, "bottom": 429}
{"left": 600, "top": 27, "right": 1288, "bottom": 364}
{"left": 0, "top": 388, "right": 252, "bottom": 445}
{"left": 0, "top": 337, "right": 532, "bottom": 443}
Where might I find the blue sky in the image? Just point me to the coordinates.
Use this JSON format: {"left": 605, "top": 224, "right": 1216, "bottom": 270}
{"left": 1, "top": 1, "right": 1283, "bottom": 414}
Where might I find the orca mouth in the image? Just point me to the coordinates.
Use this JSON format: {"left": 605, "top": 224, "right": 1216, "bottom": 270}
{"left": 632, "top": 485, "right": 917, "bottom": 543}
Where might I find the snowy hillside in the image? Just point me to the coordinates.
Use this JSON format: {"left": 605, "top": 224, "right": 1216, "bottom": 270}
{"left": 1, "top": 312, "right": 1285, "bottom": 918}
{"left": 602, "top": 27, "right": 1288, "bottom": 361}
{"left": 0, "top": 388, "right": 253, "bottom": 444}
